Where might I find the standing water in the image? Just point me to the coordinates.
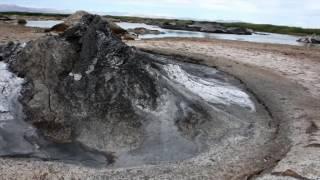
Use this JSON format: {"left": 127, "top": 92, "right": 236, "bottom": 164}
{"left": 117, "top": 22, "right": 306, "bottom": 46}
{"left": 26, "top": 20, "right": 64, "bottom": 28}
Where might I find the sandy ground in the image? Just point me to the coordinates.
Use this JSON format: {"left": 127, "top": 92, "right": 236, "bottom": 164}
{"left": 0, "top": 22, "right": 320, "bottom": 179}
{"left": 0, "top": 21, "right": 45, "bottom": 44}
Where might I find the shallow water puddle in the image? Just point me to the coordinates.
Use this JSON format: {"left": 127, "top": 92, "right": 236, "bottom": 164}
{"left": 26, "top": 20, "right": 63, "bottom": 28}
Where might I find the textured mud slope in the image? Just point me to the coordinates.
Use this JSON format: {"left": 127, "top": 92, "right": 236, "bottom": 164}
{"left": 0, "top": 14, "right": 279, "bottom": 172}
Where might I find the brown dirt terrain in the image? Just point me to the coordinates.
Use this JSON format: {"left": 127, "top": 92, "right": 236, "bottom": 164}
{"left": 0, "top": 21, "right": 45, "bottom": 44}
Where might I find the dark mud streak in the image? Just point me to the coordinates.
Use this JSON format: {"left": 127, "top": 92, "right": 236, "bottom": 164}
{"left": 306, "top": 121, "right": 318, "bottom": 134}
{"left": 305, "top": 144, "right": 320, "bottom": 148}
{"left": 141, "top": 49, "right": 206, "bottom": 65}
{"left": 244, "top": 169, "right": 264, "bottom": 180}
{"left": 1, "top": 141, "right": 115, "bottom": 167}
{"left": 272, "top": 169, "right": 312, "bottom": 180}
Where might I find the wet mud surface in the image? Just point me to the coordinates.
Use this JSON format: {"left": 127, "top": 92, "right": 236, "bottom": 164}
{"left": 0, "top": 51, "right": 273, "bottom": 168}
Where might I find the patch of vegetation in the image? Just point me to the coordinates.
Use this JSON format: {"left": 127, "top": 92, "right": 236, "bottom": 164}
{"left": 221, "top": 22, "right": 320, "bottom": 36}
{"left": 0, "top": 11, "right": 69, "bottom": 18}
{"left": 17, "top": 19, "right": 27, "bottom": 24}
{"left": 105, "top": 15, "right": 194, "bottom": 26}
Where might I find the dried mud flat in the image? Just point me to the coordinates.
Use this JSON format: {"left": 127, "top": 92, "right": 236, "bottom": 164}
{"left": 0, "top": 22, "right": 319, "bottom": 180}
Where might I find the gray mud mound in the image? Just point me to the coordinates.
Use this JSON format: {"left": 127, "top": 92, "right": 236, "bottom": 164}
{"left": 0, "top": 14, "right": 277, "bottom": 169}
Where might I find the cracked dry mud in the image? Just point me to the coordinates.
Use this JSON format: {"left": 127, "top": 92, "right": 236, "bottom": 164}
{"left": 0, "top": 14, "right": 319, "bottom": 180}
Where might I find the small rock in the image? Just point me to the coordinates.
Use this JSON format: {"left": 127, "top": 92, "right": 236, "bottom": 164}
{"left": 297, "top": 35, "right": 320, "bottom": 44}
{"left": 226, "top": 27, "right": 253, "bottom": 35}
{"left": 17, "top": 19, "right": 27, "bottom": 25}
{"left": 128, "top": 27, "right": 164, "bottom": 35}
{"left": 122, "top": 33, "right": 137, "bottom": 40}
{"left": 45, "top": 23, "right": 69, "bottom": 33}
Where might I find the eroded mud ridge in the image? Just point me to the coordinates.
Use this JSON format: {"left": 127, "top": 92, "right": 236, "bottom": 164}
{"left": 0, "top": 14, "right": 277, "bottom": 168}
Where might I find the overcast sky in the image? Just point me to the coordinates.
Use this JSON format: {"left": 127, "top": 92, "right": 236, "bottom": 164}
{"left": 2, "top": 0, "right": 320, "bottom": 28}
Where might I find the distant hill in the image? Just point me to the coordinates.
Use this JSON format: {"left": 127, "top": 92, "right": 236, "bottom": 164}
{"left": 0, "top": 4, "right": 68, "bottom": 14}
{"left": 0, "top": 4, "right": 240, "bottom": 22}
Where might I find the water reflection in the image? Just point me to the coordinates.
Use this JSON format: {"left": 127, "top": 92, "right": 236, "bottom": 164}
{"left": 26, "top": 20, "right": 63, "bottom": 28}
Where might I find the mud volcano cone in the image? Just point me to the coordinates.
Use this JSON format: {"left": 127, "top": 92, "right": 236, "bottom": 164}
{"left": 1, "top": 14, "right": 277, "bottom": 169}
